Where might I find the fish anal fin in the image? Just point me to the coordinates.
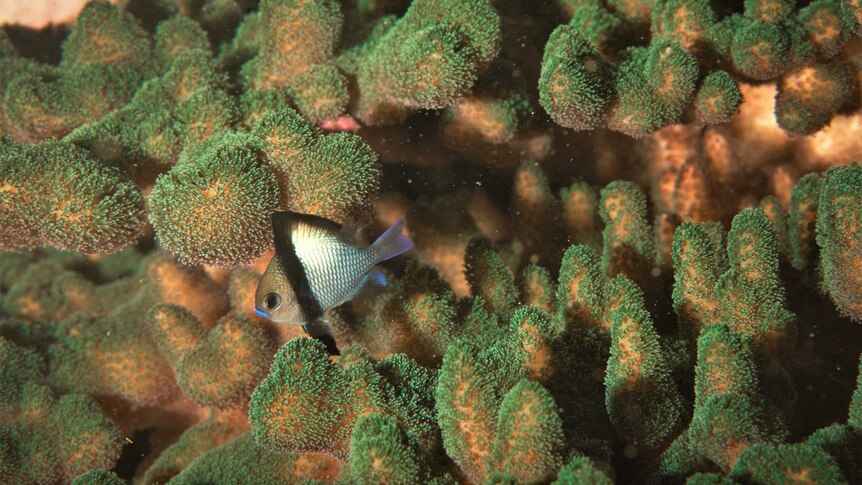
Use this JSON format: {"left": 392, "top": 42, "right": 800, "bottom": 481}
{"left": 353, "top": 267, "right": 388, "bottom": 300}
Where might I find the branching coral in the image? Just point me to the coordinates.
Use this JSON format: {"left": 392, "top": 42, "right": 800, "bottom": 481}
{"left": 816, "top": 163, "right": 862, "bottom": 320}
{"left": 2, "top": 1, "right": 153, "bottom": 143}
{"left": 249, "top": 337, "right": 437, "bottom": 460}
{"left": 0, "top": 1, "right": 862, "bottom": 483}
{"left": 0, "top": 337, "right": 123, "bottom": 484}
{"left": 142, "top": 407, "right": 250, "bottom": 484}
{"left": 435, "top": 339, "right": 576, "bottom": 484}
{"left": 350, "top": 413, "right": 451, "bottom": 484}
{"left": 147, "top": 304, "right": 278, "bottom": 407}
{"left": 542, "top": 0, "right": 859, "bottom": 137}
{"left": 605, "top": 300, "right": 685, "bottom": 448}
{"left": 148, "top": 132, "right": 280, "bottom": 267}
{"left": 169, "top": 433, "right": 343, "bottom": 484}
{"left": 0, "top": 139, "right": 146, "bottom": 253}
{"left": 348, "top": 0, "right": 501, "bottom": 125}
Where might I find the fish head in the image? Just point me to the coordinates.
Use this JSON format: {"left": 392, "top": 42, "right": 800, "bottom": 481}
{"left": 255, "top": 255, "right": 306, "bottom": 325}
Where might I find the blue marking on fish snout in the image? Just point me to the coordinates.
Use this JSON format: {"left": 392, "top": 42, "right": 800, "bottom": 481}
{"left": 254, "top": 308, "right": 269, "bottom": 318}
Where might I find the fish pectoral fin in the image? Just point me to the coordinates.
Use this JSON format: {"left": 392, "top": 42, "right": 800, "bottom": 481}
{"left": 303, "top": 318, "right": 339, "bottom": 356}
{"left": 352, "top": 268, "right": 388, "bottom": 301}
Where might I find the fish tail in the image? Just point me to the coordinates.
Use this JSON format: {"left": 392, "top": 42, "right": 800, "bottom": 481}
{"left": 370, "top": 216, "right": 413, "bottom": 263}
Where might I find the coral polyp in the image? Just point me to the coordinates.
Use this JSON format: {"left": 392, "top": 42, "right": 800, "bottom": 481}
{"left": 0, "top": 0, "right": 862, "bottom": 483}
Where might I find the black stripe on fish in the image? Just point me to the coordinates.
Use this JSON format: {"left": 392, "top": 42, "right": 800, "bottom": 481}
{"left": 272, "top": 212, "right": 324, "bottom": 323}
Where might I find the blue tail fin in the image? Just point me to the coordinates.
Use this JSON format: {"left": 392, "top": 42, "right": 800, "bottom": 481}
{"left": 371, "top": 216, "right": 413, "bottom": 262}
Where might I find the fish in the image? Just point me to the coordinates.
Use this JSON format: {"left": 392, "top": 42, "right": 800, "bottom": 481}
{"left": 255, "top": 211, "right": 413, "bottom": 355}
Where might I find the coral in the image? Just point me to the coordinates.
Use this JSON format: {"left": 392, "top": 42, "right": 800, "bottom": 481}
{"left": 169, "top": 433, "right": 342, "bottom": 484}
{"left": 49, "top": 312, "right": 176, "bottom": 407}
{"left": 350, "top": 413, "right": 451, "bottom": 484}
{"left": 0, "top": 139, "right": 146, "bottom": 253}
{"left": 71, "top": 470, "right": 125, "bottom": 485}
{"left": 1, "top": 1, "right": 862, "bottom": 483}
{"left": 251, "top": 108, "right": 381, "bottom": 224}
{"left": 2, "top": 2, "right": 153, "bottom": 143}
{"left": 600, "top": 180, "right": 656, "bottom": 285}
{"left": 852, "top": 353, "right": 862, "bottom": 429}
{"left": 240, "top": 0, "right": 344, "bottom": 119}
{"left": 491, "top": 379, "right": 567, "bottom": 483}
{"left": 816, "top": 163, "right": 862, "bottom": 320}
{"left": 511, "top": 161, "right": 565, "bottom": 267}
{"left": 605, "top": 300, "right": 685, "bottom": 447}
{"left": 729, "top": 442, "right": 847, "bottom": 484}
{"left": 464, "top": 237, "right": 519, "bottom": 318}
{"left": 142, "top": 407, "right": 249, "bottom": 484}
{"left": 147, "top": 304, "right": 277, "bottom": 407}
{"left": 806, "top": 424, "right": 862, "bottom": 484}
{"left": 0, "top": 337, "right": 123, "bottom": 484}
{"left": 553, "top": 456, "right": 613, "bottom": 484}
{"left": 249, "top": 337, "right": 437, "bottom": 459}
{"left": 350, "top": 0, "right": 501, "bottom": 125}
{"left": 153, "top": 15, "right": 211, "bottom": 70}
{"left": 541, "top": 0, "right": 859, "bottom": 137}
{"left": 148, "top": 132, "right": 280, "bottom": 267}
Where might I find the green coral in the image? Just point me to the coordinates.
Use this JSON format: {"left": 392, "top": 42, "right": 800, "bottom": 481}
{"left": 605, "top": 300, "right": 685, "bottom": 447}
{"left": 776, "top": 61, "right": 853, "bottom": 136}
{"left": 541, "top": 0, "right": 854, "bottom": 137}
{"left": 730, "top": 443, "right": 848, "bottom": 484}
{"left": 170, "top": 433, "right": 344, "bottom": 484}
{"left": 491, "top": 379, "right": 567, "bottom": 483}
{"left": 240, "top": 0, "right": 347, "bottom": 122}
{"left": 599, "top": 180, "right": 655, "bottom": 284}
{"left": 353, "top": 0, "right": 501, "bottom": 124}
{"left": 693, "top": 71, "right": 743, "bottom": 125}
{"left": 560, "top": 182, "right": 601, "bottom": 250}
{"left": 511, "top": 161, "right": 565, "bottom": 267}
{"left": 539, "top": 25, "right": 614, "bottom": 130}
{"left": 553, "top": 456, "right": 613, "bottom": 484}
{"left": 0, "top": 3, "right": 861, "bottom": 484}
{"left": 0, "top": 140, "right": 146, "bottom": 253}
{"left": 851, "top": 353, "right": 862, "bottom": 428}
{"left": 250, "top": 338, "right": 437, "bottom": 459}
{"left": 435, "top": 340, "right": 522, "bottom": 483}
{"left": 788, "top": 172, "right": 823, "bottom": 271}
{"left": 350, "top": 413, "right": 450, "bottom": 485}
{"left": 672, "top": 222, "right": 721, "bottom": 341}
{"left": 148, "top": 132, "right": 280, "bottom": 267}
{"left": 147, "top": 304, "right": 277, "bottom": 407}
{"left": 465, "top": 237, "right": 518, "bottom": 318}
{"left": 0, "top": 338, "right": 123, "bottom": 484}
{"left": 71, "top": 470, "right": 125, "bottom": 485}
{"left": 2, "top": 1, "right": 153, "bottom": 142}
{"left": 816, "top": 163, "right": 862, "bottom": 320}
{"left": 143, "top": 408, "right": 250, "bottom": 484}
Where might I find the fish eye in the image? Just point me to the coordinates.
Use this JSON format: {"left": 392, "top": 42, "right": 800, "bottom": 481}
{"left": 263, "top": 292, "right": 282, "bottom": 310}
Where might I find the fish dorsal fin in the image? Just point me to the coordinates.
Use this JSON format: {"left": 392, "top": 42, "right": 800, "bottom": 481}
{"left": 339, "top": 219, "right": 368, "bottom": 246}
{"left": 278, "top": 211, "right": 346, "bottom": 240}
{"left": 271, "top": 211, "right": 294, "bottom": 250}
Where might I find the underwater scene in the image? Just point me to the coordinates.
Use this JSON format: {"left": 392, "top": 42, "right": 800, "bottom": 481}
{"left": 1, "top": 0, "right": 862, "bottom": 483}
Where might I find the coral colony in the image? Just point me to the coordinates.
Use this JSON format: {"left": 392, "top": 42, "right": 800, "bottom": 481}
{"left": 2, "top": 0, "right": 862, "bottom": 483}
